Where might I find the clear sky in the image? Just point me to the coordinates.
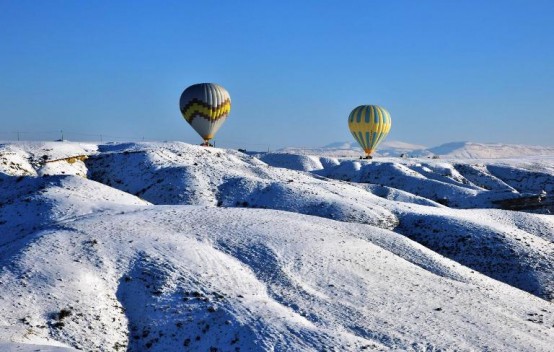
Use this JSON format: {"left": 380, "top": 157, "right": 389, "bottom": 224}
{"left": 1, "top": 0, "right": 553, "bottom": 149}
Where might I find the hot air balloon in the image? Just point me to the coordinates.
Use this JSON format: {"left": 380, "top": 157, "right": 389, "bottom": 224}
{"left": 348, "top": 105, "right": 392, "bottom": 158}
{"left": 179, "top": 83, "right": 231, "bottom": 146}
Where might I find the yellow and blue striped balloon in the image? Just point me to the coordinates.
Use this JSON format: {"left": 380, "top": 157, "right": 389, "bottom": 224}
{"left": 348, "top": 105, "right": 392, "bottom": 157}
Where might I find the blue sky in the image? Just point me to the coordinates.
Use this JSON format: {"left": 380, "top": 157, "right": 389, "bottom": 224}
{"left": 1, "top": 0, "right": 553, "bottom": 149}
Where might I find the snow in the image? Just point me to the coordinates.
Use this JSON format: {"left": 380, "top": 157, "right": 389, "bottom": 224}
{"left": 285, "top": 140, "right": 554, "bottom": 159}
{"left": 0, "top": 142, "right": 97, "bottom": 178}
{"left": 1, "top": 141, "right": 553, "bottom": 351}
{"left": 426, "top": 141, "right": 554, "bottom": 159}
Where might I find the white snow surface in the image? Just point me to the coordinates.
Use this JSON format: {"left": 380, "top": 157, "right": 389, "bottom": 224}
{"left": 425, "top": 141, "right": 554, "bottom": 159}
{"left": 282, "top": 140, "right": 554, "bottom": 159}
{"left": 0, "top": 141, "right": 553, "bottom": 351}
{"left": 278, "top": 140, "right": 427, "bottom": 158}
{"left": 0, "top": 142, "right": 97, "bottom": 177}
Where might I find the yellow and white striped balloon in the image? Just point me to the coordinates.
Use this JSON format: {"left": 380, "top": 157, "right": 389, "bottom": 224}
{"left": 179, "top": 83, "right": 231, "bottom": 143}
{"left": 348, "top": 105, "right": 392, "bottom": 157}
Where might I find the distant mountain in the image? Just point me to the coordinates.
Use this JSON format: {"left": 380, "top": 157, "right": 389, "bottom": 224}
{"left": 280, "top": 140, "right": 426, "bottom": 158}
{"left": 321, "top": 141, "right": 359, "bottom": 149}
{"left": 378, "top": 140, "right": 427, "bottom": 156}
{"left": 280, "top": 141, "right": 554, "bottom": 159}
{"left": 425, "top": 141, "right": 554, "bottom": 159}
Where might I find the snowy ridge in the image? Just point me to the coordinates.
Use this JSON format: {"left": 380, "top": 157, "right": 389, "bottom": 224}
{"left": 1, "top": 141, "right": 553, "bottom": 351}
{"left": 278, "top": 140, "right": 427, "bottom": 158}
{"left": 281, "top": 140, "right": 554, "bottom": 159}
{"left": 425, "top": 141, "right": 554, "bottom": 159}
{"left": 0, "top": 142, "right": 97, "bottom": 177}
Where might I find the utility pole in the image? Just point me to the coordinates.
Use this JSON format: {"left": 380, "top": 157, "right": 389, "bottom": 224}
{"left": 60, "top": 130, "right": 64, "bottom": 141}
{"left": 16, "top": 131, "right": 20, "bottom": 141}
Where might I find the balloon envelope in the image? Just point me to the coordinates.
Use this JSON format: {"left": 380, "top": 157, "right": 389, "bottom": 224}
{"left": 348, "top": 105, "right": 392, "bottom": 156}
{"left": 179, "top": 83, "right": 231, "bottom": 142}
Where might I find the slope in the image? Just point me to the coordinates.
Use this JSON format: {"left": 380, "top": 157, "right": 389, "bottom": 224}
{"left": 84, "top": 143, "right": 554, "bottom": 301}
{"left": 1, "top": 141, "right": 554, "bottom": 351}
{"left": 1, "top": 207, "right": 553, "bottom": 351}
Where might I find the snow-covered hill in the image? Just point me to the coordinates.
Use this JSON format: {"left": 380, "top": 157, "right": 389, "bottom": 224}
{"left": 282, "top": 140, "right": 554, "bottom": 159}
{"left": 279, "top": 140, "right": 427, "bottom": 158}
{"left": 1, "top": 141, "right": 553, "bottom": 351}
{"left": 424, "top": 141, "right": 554, "bottom": 159}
